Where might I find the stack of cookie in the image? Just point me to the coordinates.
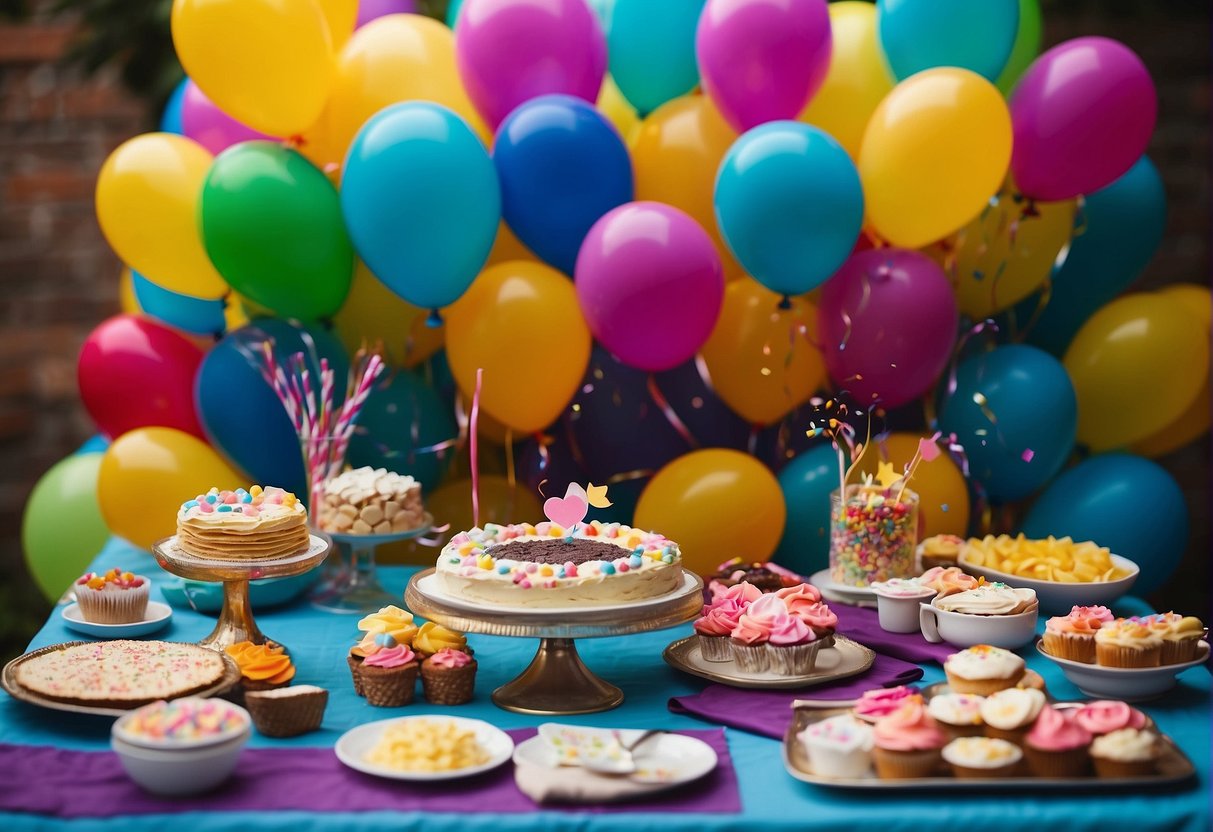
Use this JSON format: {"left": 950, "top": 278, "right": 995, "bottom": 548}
{"left": 317, "top": 467, "right": 424, "bottom": 535}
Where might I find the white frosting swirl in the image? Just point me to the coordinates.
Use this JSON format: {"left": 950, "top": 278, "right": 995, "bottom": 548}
{"left": 942, "top": 737, "right": 1022, "bottom": 768}
{"left": 934, "top": 584, "right": 1036, "bottom": 615}
{"left": 1090, "top": 728, "right": 1158, "bottom": 762}
{"left": 944, "top": 645, "right": 1024, "bottom": 680}
{"left": 927, "top": 693, "right": 985, "bottom": 726}
{"left": 979, "top": 688, "right": 1045, "bottom": 730}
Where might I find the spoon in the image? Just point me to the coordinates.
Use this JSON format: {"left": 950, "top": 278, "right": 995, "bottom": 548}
{"left": 580, "top": 729, "right": 663, "bottom": 775}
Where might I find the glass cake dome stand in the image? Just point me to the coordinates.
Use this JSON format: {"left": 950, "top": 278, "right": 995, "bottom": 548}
{"left": 152, "top": 533, "right": 331, "bottom": 653}
{"left": 405, "top": 568, "right": 704, "bottom": 715}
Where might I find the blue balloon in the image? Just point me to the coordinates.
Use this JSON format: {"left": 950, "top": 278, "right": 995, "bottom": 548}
{"left": 606, "top": 0, "right": 704, "bottom": 116}
{"left": 715, "top": 122, "right": 863, "bottom": 297}
{"left": 493, "top": 95, "right": 633, "bottom": 276}
{"left": 346, "top": 370, "right": 457, "bottom": 494}
{"left": 1021, "top": 157, "right": 1167, "bottom": 356}
{"left": 445, "top": 0, "right": 465, "bottom": 28}
{"left": 772, "top": 444, "right": 838, "bottom": 577}
{"left": 877, "top": 0, "right": 1019, "bottom": 82}
{"left": 196, "top": 319, "right": 349, "bottom": 499}
{"left": 160, "top": 78, "right": 187, "bottom": 134}
{"left": 76, "top": 434, "right": 109, "bottom": 455}
{"left": 937, "top": 344, "right": 1076, "bottom": 502}
{"left": 1022, "top": 454, "right": 1188, "bottom": 595}
{"left": 131, "top": 271, "right": 227, "bottom": 336}
{"left": 342, "top": 102, "right": 500, "bottom": 315}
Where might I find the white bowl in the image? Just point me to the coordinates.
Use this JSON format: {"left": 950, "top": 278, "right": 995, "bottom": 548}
{"left": 111, "top": 699, "right": 250, "bottom": 795}
{"left": 919, "top": 597, "right": 1039, "bottom": 649}
{"left": 957, "top": 551, "right": 1139, "bottom": 615}
{"left": 1036, "top": 639, "right": 1210, "bottom": 701}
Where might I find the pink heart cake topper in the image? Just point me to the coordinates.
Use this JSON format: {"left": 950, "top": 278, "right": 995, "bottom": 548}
{"left": 543, "top": 483, "right": 589, "bottom": 529}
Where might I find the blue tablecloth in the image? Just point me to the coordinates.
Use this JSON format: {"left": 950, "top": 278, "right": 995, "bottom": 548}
{"left": 3, "top": 539, "right": 1209, "bottom": 831}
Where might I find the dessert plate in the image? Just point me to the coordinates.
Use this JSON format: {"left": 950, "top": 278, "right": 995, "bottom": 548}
{"left": 335, "top": 716, "right": 514, "bottom": 782}
{"left": 514, "top": 728, "right": 717, "bottom": 789}
{"left": 663, "top": 634, "right": 875, "bottom": 690}
{"left": 809, "top": 570, "right": 876, "bottom": 606}
{"left": 1036, "top": 638, "right": 1210, "bottom": 701}
{"left": 61, "top": 601, "right": 173, "bottom": 639}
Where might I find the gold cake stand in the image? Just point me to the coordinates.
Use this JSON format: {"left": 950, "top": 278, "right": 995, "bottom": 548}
{"left": 405, "top": 568, "right": 703, "bottom": 715}
{"left": 152, "top": 533, "right": 331, "bottom": 653}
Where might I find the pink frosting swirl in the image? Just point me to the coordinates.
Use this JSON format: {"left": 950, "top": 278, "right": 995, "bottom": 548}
{"left": 854, "top": 686, "right": 918, "bottom": 721}
{"left": 695, "top": 604, "right": 743, "bottom": 637}
{"left": 792, "top": 601, "right": 838, "bottom": 634}
{"left": 774, "top": 583, "right": 822, "bottom": 615}
{"left": 362, "top": 644, "right": 416, "bottom": 669}
{"left": 1070, "top": 605, "right": 1115, "bottom": 623}
{"left": 711, "top": 581, "right": 763, "bottom": 606}
{"left": 1027, "top": 706, "right": 1092, "bottom": 751}
{"left": 426, "top": 648, "right": 472, "bottom": 669}
{"left": 730, "top": 593, "right": 788, "bottom": 645}
{"left": 873, "top": 698, "right": 945, "bottom": 751}
{"left": 1074, "top": 700, "right": 1147, "bottom": 735}
{"left": 768, "top": 614, "right": 814, "bottom": 646}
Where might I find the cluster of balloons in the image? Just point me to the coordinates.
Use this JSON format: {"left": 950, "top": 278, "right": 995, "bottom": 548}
{"left": 23, "top": 0, "right": 1204, "bottom": 597}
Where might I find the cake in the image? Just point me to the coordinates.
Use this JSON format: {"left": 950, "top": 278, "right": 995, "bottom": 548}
{"left": 176, "top": 486, "right": 309, "bottom": 560}
{"left": 708, "top": 558, "right": 806, "bottom": 594}
{"left": 871, "top": 697, "right": 946, "bottom": 779}
{"left": 943, "top": 645, "right": 1026, "bottom": 695}
{"left": 73, "top": 567, "right": 150, "bottom": 624}
{"left": 941, "top": 736, "right": 1022, "bottom": 779}
{"left": 435, "top": 520, "right": 682, "bottom": 607}
{"left": 1090, "top": 728, "right": 1159, "bottom": 777}
{"left": 1023, "top": 705, "right": 1092, "bottom": 777}
{"left": 1095, "top": 618, "right": 1163, "bottom": 667}
{"left": 15, "top": 640, "right": 229, "bottom": 708}
{"left": 317, "top": 466, "right": 425, "bottom": 535}
{"left": 798, "top": 714, "right": 874, "bottom": 778}
{"left": 1042, "top": 605, "right": 1114, "bottom": 663}
{"left": 979, "top": 687, "right": 1046, "bottom": 745}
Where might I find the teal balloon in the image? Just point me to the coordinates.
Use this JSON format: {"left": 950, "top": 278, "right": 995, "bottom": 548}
{"left": 715, "top": 122, "right": 863, "bottom": 296}
{"left": 877, "top": 0, "right": 1019, "bottom": 82}
{"left": 22, "top": 453, "right": 111, "bottom": 601}
{"left": 1022, "top": 454, "right": 1187, "bottom": 595}
{"left": 160, "top": 78, "right": 187, "bottom": 134}
{"left": 347, "top": 369, "right": 458, "bottom": 493}
{"left": 341, "top": 102, "right": 500, "bottom": 315}
{"left": 446, "top": 0, "right": 464, "bottom": 27}
{"left": 773, "top": 444, "right": 837, "bottom": 576}
{"left": 76, "top": 434, "right": 109, "bottom": 454}
{"left": 1020, "top": 157, "right": 1167, "bottom": 356}
{"left": 606, "top": 0, "right": 703, "bottom": 115}
{"left": 200, "top": 142, "right": 354, "bottom": 321}
{"left": 132, "top": 271, "right": 227, "bottom": 336}
{"left": 937, "top": 344, "right": 1076, "bottom": 502}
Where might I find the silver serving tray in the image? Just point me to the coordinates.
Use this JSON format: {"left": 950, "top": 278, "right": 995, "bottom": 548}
{"left": 663, "top": 634, "right": 875, "bottom": 690}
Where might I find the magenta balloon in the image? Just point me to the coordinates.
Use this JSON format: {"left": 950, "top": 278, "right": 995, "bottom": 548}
{"left": 576, "top": 202, "right": 724, "bottom": 372}
{"left": 455, "top": 0, "right": 607, "bottom": 129}
{"left": 1010, "top": 37, "right": 1156, "bottom": 201}
{"left": 356, "top": 0, "right": 417, "bottom": 28}
{"left": 817, "top": 249, "right": 958, "bottom": 409}
{"left": 696, "top": 0, "right": 831, "bottom": 133}
{"left": 180, "top": 80, "right": 273, "bottom": 155}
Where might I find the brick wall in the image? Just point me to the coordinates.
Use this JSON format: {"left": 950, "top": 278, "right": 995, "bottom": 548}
{"left": 0, "top": 1, "right": 1208, "bottom": 658}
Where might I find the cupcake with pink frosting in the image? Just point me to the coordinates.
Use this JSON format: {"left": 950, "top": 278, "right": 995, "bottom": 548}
{"left": 1073, "top": 700, "right": 1149, "bottom": 736}
{"left": 358, "top": 636, "right": 419, "bottom": 707}
{"left": 853, "top": 686, "right": 920, "bottom": 724}
{"left": 1042, "top": 605, "right": 1114, "bottom": 664}
{"left": 729, "top": 593, "right": 822, "bottom": 674}
{"left": 694, "top": 583, "right": 759, "bottom": 662}
{"left": 1024, "top": 705, "right": 1092, "bottom": 777}
{"left": 777, "top": 585, "right": 838, "bottom": 647}
{"left": 871, "top": 697, "right": 947, "bottom": 779}
{"left": 420, "top": 648, "right": 477, "bottom": 705}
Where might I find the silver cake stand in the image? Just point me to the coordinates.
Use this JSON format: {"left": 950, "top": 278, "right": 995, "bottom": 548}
{"left": 310, "top": 514, "right": 434, "bottom": 614}
{"left": 152, "top": 534, "right": 331, "bottom": 652}
{"left": 405, "top": 568, "right": 703, "bottom": 715}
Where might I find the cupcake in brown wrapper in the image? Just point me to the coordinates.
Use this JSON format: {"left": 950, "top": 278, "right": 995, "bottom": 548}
{"left": 245, "top": 685, "right": 328, "bottom": 737}
{"left": 74, "top": 569, "right": 150, "bottom": 624}
{"left": 1023, "top": 706, "right": 1092, "bottom": 777}
{"left": 420, "top": 649, "right": 477, "bottom": 705}
{"left": 224, "top": 641, "right": 295, "bottom": 703}
{"left": 1094, "top": 619, "right": 1162, "bottom": 667}
{"left": 1090, "top": 728, "right": 1159, "bottom": 777}
{"left": 358, "top": 639, "right": 419, "bottom": 707}
{"left": 348, "top": 653, "right": 365, "bottom": 697}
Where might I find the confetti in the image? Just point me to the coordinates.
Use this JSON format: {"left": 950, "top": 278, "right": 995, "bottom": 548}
{"left": 1021, "top": 448, "right": 1035, "bottom": 463}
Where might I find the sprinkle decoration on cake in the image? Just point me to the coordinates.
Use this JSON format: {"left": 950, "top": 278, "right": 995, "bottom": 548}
{"left": 176, "top": 485, "right": 309, "bottom": 560}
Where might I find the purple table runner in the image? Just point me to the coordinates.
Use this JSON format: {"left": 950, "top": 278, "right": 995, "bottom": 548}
{"left": 0, "top": 729, "right": 740, "bottom": 818}
{"left": 828, "top": 603, "right": 954, "bottom": 664}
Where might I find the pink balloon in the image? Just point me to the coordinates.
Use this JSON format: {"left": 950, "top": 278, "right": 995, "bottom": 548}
{"left": 356, "top": 0, "right": 417, "bottom": 28}
{"left": 181, "top": 80, "right": 274, "bottom": 156}
{"left": 455, "top": 0, "right": 607, "bottom": 128}
{"left": 78, "top": 315, "right": 207, "bottom": 440}
{"left": 576, "top": 202, "right": 724, "bottom": 372}
{"left": 817, "top": 250, "right": 957, "bottom": 409}
{"left": 1010, "top": 37, "right": 1156, "bottom": 201}
{"left": 696, "top": 0, "right": 832, "bottom": 133}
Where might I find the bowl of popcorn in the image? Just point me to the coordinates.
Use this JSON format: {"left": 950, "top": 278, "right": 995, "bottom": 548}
{"left": 958, "top": 535, "right": 1139, "bottom": 615}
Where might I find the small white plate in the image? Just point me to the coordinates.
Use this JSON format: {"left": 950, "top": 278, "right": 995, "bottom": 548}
{"left": 1036, "top": 639, "right": 1210, "bottom": 701}
{"left": 514, "top": 729, "right": 717, "bottom": 787}
{"left": 335, "top": 716, "right": 514, "bottom": 781}
{"left": 61, "top": 601, "right": 173, "bottom": 639}
{"left": 809, "top": 570, "right": 876, "bottom": 603}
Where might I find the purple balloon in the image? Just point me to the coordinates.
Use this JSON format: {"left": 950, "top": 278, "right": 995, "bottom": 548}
{"left": 180, "top": 80, "right": 273, "bottom": 155}
{"left": 455, "top": 0, "right": 607, "bottom": 129}
{"left": 576, "top": 202, "right": 724, "bottom": 372}
{"left": 1010, "top": 37, "right": 1156, "bottom": 201}
{"left": 696, "top": 0, "right": 831, "bottom": 133}
{"left": 356, "top": 0, "right": 417, "bottom": 28}
{"left": 817, "top": 249, "right": 958, "bottom": 409}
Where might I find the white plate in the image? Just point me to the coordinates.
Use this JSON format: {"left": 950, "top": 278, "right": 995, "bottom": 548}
{"left": 61, "top": 601, "right": 173, "bottom": 639}
{"left": 513, "top": 729, "right": 717, "bottom": 787}
{"left": 1036, "top": 639, "right": 1210, "bottom": 701}
{"left": 335, "top": 716, "right": 514, "bottom": 781}
{"left": 809, "top": 570, "right": 876, "bottom": 603}
{"left": 958, "top": 550, "right": 1139, "bottom": 615}
{"left": 413, "top": 570, "right": 701, "bottom": 616}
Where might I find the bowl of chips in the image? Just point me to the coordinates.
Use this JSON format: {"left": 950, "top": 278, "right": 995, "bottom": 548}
{"left": 958, "top": 535, "right": 1139, "bottom": 614}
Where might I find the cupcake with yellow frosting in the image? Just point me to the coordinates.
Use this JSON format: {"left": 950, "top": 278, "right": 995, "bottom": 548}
{"left": 1147, "top": 613, "right": 1205, "bottom": 665}
{"left": 1095, "top": 618, "right": 1162, "bottom": 668}
{"left": 225, "top": 641, "right": 295, "bottom": 702}
{"left": 413, "top": 621, "right": 468, "bottom": 659}
{"left": 348, "top": 606, "right": 418, "bottom": 697}
{"left": 941, "top": 736, "right": 1022, "bottom": 779}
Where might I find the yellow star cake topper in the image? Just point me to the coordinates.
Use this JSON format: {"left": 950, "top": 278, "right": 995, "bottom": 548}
{"left": 586, "top": 483, "right": 612, "bottom": 508}
{"left": 875, "top": 461, "right": 903, "bottom": 489}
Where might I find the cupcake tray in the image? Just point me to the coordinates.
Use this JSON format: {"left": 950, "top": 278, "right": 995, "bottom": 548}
{"left": 2, "top": 640, "right": 242, "bottom": 718}
{"left": 663, "top": 634, "right": 875, "bottom": 690}
{"left": 782, "top": 682, "right": 1195, "bottom": 790}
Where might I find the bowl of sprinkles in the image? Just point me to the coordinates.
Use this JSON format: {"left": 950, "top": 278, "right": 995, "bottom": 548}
{"left": 112, "top": 698, "right": 251, "bottom": 795}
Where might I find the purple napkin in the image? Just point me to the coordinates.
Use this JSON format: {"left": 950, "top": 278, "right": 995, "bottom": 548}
{"left": 668, "top": 652, "right": 923, "bottom": 740}
{"left": 830, "top": 603, "right": 954, "bottom": 664}
{"left": 0, "top": 729, "right": 740, "bottom": 818}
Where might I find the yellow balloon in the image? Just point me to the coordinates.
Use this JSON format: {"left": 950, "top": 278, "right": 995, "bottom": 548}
{"left": 119, "top": 268, "right": 140, "bottom": 314}
{"left": 317, "top": 0, "right": 357, "bottom": 50}
{"left": 97, "top": 427, "right": 244, "bottom": 549}
{"left": 854, "top": 433, "right": 970, "bottom": 539}
{"left": 929, "top": 188, "right": 1076, "bottom": 319}
{"left": 446, "top": 261, "right": 591, "bottom": 434}
{"left": 632, "top": 95, "right": 746, "bottom": 282}
{"left": 172, "top": 0, "right": 335, "bottom": 136}
{"left": 96, "top": 133, "right": 227, "bottom": 299}
{"left": 485, "top": 222, "right": 539, "bottom": 268}
{"left": 636, "top": 449, "right": 785, "bottom": 574}
{"left": 859, "top": 68, "right": 1012, "bottom": 249}
{"left": 597, "top": 75, "right": 640, "bottom": 145}
{"left": 701, "top": 279, "right": 825, "bottom": 425}
{"left": 1065, "top": 292, "right": 1210, "bottom": 451}
{"left": 454, "top": 392, "right": 515, "bottom": 446}
{"left": 798, "top": 1, "right": 893, "bottom": 159}
{"left": 1159, "top": 283, "right": 1212, "bottom": 330}
{"left": 302, "top": 14, "right": 488, "bottom": 172}
{"left": 334, "top": 262, "right": 444, "bottom": 368}
{"left": 223, "top": 293, "right": 249, "bottom": 332}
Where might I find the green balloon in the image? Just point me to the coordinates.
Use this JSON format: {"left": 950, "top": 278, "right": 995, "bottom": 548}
{"left": 200, "top": 142, "right": 354, "bottom": 321}
{"left": 22, "top": 453, "right": 111, "bottom": 602}
{"left": 996, "top": 0, "right": 1042, "bottom": 95}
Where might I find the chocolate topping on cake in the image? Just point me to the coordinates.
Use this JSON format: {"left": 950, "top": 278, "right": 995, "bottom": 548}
{"left": 487, "top": 538, "right": 625, "bottom": 566}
